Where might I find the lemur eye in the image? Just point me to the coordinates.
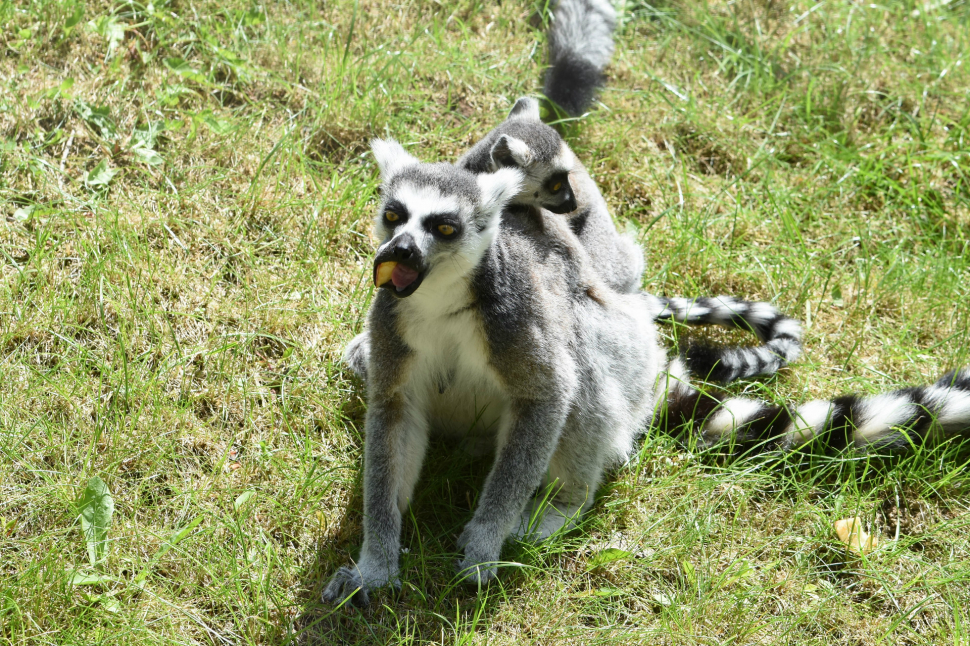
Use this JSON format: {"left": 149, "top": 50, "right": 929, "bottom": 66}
{"left": 385, "top": 211, "right": 400, "bottom": 222}
{"left": 437, "top": 224, "right": 455, "bottom": 236}
{"left": 551, "top": 182, "right": 562, "bottom": 192}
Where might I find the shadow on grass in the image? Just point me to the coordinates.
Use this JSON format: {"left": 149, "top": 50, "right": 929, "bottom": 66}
{"left": 285, "top": 440, "right": 536, "bottom": 645}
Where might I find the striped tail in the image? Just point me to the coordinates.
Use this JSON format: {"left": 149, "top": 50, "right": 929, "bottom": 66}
{"left": 645, "top": 294, "right": 803, "bottom": 383}
{"left": 656, "top": 359, "right": 970, "bottom": 455}
{"left": 544, "top": 0, "right": 617, "bottom": 116}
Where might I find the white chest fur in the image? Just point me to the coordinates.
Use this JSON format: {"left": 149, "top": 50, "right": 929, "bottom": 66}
{"left": 396, "top": 285, "right": 507, "bottom": 438}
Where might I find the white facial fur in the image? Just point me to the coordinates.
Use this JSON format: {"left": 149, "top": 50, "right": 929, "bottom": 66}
{"left": 371, "top": 137, "right": 523, "bottom": 303}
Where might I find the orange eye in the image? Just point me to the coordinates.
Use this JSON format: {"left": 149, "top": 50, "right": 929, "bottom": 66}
{"left": 437, "top": 224, "right": 455, "bottom": 236}
{"left": 385, "top": 211, "right": 400, "bottom": 222}
{"left": 551, "top": 182, "right": 562, "bottom": 192}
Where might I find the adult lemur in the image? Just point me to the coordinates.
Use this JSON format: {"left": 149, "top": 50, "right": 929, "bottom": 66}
{"left": 324, "top": 141, "right": 666, "bottom": 606}
{"left": 345, "top": 98, "right": 804, "bottom": 385}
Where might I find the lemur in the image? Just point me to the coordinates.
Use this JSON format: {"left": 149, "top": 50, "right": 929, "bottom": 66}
{"left": 325, "top": 140, "right": 667, "bottom": 606}
{"left": 325, "top": 140, "right": 970, "bottom": 609}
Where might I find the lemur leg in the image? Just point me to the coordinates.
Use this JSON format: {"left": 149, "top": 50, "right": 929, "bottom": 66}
{"left": 322, "top": 399, "right": 428, "bottom": 607}
{"left": 457, "top": 398, "right": 568, "bottom": 585}
{"left": 512, "top": 415, "right": 611, "bottom": 542}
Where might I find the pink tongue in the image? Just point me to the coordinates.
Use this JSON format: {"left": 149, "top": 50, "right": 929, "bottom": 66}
{"left": 391, "top": 264, "right": 419, "bottom": 290}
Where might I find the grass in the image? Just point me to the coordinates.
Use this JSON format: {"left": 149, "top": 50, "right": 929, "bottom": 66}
{"left": 1, "top": 0, "right": 969, "bottom": 643}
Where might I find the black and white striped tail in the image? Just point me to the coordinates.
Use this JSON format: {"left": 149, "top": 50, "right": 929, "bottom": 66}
{"left": 644, "top": 294, "right": 803, "bottom": 383}
{"left": 656, "top": 359, "right": 970, "bottom": 454}
{"left": 544, "top": 0, "right": 617, "bottom": 116}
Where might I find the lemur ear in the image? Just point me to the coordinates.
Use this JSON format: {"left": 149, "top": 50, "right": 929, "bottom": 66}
{"left": 371, "top": 138, "right": 419, "bottom": 180}
{"left": 507, "top": 97, "right": 541, "bottom": 122}
{"left": 477, "top": 167, "right": 523, "bottom": 213}
{"left": 490, "top": 135, "right": 533, "bottom": 169}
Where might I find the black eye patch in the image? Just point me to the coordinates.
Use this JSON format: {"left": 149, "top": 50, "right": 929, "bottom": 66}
{"left": 382, "top": 200, "right": 409, "bottom": 226}
{"left": 545, "top": 172, "right": 570, "bottom": 194}
{"left": 424, "top": 214, "right": 462, "bottom": 240}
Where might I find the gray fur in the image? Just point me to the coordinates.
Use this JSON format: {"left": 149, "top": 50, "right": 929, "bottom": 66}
{"left": 544, "top": 0, "right": 617, "bottom": 116}
{"left": 324, "top": 141, "right": 664, "bottom": 606}
{"left": 458, "top": 97, "right": 645, "bottom": 294}
{"left": 344, "top": 107, "right": 803, "bottom": 384}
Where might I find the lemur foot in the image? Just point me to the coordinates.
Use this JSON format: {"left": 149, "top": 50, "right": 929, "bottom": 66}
{"left": 456, "top": 523, "right": 500, "bottom": 586}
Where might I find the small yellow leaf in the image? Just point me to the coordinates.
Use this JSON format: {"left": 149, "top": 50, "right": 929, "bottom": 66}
{"left": 315, "top": 510, "right": 328, "bottom": 532}
{"left": 834, "top": 517, "right": 878, "bottom": 555}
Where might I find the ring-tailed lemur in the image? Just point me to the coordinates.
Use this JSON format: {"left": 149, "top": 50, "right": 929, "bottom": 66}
{"left": 458, "top": 96, "right": 644, "bottom": 294}
{"left": 543, "top": 0, "right": 617, "bottom": 116}
{"left": 657, "top": 358, "right": 970, "bottom": 454}
{"left": 324, "top": 140, "right": 665, "bottom": 607}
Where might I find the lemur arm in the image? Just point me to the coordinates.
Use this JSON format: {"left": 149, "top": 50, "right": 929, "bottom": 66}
{"left": 323, "top": 396, "right": 427, "bottom": 607}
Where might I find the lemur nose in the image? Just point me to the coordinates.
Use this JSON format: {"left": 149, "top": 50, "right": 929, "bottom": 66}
{"left": 394, "top": 245, "right": 413, "bottom": 259}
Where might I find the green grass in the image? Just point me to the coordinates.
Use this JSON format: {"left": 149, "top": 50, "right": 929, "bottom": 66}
{"left": 2, "top": 0, "right": 969, "bottom": 643}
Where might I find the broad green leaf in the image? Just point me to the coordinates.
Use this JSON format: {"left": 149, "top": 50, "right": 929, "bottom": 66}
{"left": 234, "top": 490, "right": 255, "bottom": 511}
{"left": 75, "top": 100, "right": 115, "bottom": 139}
{"left": 164, "top": 57, "right": 205, "bottom": 83}
{"left": 88, "top": 16, "right": 125, "bottom": 55}
{"left": 65, "top": 5, "right": 84, "bottom": 30}
{"left": 77, "top": 476, "right": 114, "bottom": 565}
{"left": 203, "top": 114, "right": 235, "bottom": 136}
{"left": 587, "top": 548, "right": 633, "bottom": 569}
{"left": 12, "top": 206, "right": 34, "bottom": 222}
{"left": 131, "top": 122, "right": 164, "bottom": 149}
{"left": 131, "top": 146, "right": 163, "bottom": 166}
{"left": 69, "top": 571, "right": 115, "bottom": 586}
{"left": 100, "top": 596, "right": 121, "bottom": 613}
{"left": 85, "top": 159, "right": 119, "bottom": 189}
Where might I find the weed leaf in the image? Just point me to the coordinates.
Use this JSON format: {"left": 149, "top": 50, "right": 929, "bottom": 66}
{"left": 588, "top": 548, "right": 633, "bottom": 569}
{"left": 75, "top": 100, "right": 116, "bottom": 139}
{"left": 65, "top": 4, "right": 84, "bottom": 31}
{"left": 86, "top": 159, "right": 119, "bottom": 189}
{"left": 77, "top": 476, "right": 114, "bottom": 566}
{"left": 131, "top": 146, "right": 164, "bottom": 166}
{"left": 234, "top": 490, "right": 255, "bottom": 512}
{"left": 69, "top": 571, "right": 115, "bottom": 586}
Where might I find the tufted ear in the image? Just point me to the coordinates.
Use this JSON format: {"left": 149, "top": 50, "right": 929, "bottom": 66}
{"left": 371, "top": 138, "right": 419, "bottom": 180}
{"left": 489, "top": 134, "right": 533, "bottom": 170}
{"left": 477, "top": 167, "right": 523, "bottom": 214}
{"left": 507, "top": 96, "right": 541, "bottom": 122}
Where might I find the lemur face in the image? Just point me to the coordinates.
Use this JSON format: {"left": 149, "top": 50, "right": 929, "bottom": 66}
{"left": 486, "top": 99, "right": 579, "bottom": 215}
{"left": 369, "top": 139, "right": 522, "bottom": 298}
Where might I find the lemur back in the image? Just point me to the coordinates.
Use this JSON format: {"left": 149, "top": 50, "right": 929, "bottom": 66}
{"left": 457, "top": 97, "right": 646, "bottom": 295}
{"left": 454, "top": 98, "right": 803, "bottom": 382}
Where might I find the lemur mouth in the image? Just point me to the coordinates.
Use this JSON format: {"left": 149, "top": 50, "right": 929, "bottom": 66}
{"left": 374, "top": 260, "right": 425, "bottom": 298}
